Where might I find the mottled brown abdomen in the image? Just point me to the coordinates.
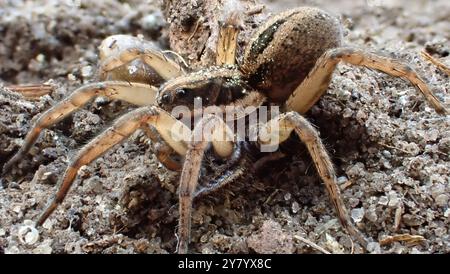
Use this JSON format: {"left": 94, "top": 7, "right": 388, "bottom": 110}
{"left": 241, "top": 7, "right": 343, "bottom": 102}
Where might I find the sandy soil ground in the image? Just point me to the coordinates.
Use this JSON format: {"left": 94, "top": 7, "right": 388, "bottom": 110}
{"left": 0, "top": 0, "right": 449, "bottom": 254}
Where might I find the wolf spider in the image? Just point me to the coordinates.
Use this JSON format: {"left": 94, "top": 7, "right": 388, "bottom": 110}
{"left": 2, "top": 7, "right": 447, "bottom": 253}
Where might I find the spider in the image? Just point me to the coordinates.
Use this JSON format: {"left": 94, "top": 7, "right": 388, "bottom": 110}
{"left": 2, "top": 7, "right": 447, "bottom": 254}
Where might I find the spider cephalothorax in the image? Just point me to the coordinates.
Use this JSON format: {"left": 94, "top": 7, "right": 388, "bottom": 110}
{"left": 157, "top": 66, "right": 251, "bottom": 111}
{"left": 2, "top": 6, "right": 447, "bottom": 254}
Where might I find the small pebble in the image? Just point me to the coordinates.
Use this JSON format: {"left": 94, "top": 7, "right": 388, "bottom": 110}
{"left": 404, "top": 142, "right": 420, "bottom": 156}
{"left": 40, "top": 171, "right": 54, "bottom": 182}
{"left": 434, "top": 227, "right": 446, "bottom": 237}
{"left": 438, "top": 137, "right": 450, "bottom": 153}
{"left": 12, "top": 204, "right": 22, "bottom": 213}
{"left": 291, "top": 202, "right": 300, "bottom": 214}
{"left": 36, "top": 54, "right": 45, "bottom": 63}
{"left": 65, "top": 241, "right": 84, "bottom": 254}
{"left": 33, "top": 242, "right": 53, "bottom": 254}
{"left": 42, "top": 219, "right": 53, "bottom": 231}
{"left": 434, "top": 194, "right": 448, "bottom": 207}
{"left": 366, "top": 207, "right": 378, "bottom": 222}
{"left": 403, "top": 214, "right": 425, "bottom": 227}
{"left": 356, "top": 109, "right": 367, "bottom": 121}
{"left": 382, "top": 160, "right": 392, "bottom": 169}
{"left": 337, "top": 176, "right": 348, "bottom": 185}
{"left": 424, "top": 129, "right": 439, "bottom": 142}
{"left": 81, "top": 66, "right": 93, "bottom": 78}
{"left": 351, "top": 207, "right": 365, "bottom": 223}
{"left": 140, "top": 11, "right": 165, "bottom": 32}
{"left": 431, "top": 184, "right": 446, "bottom": 198}
{"left": 83, "top": 176, "right": 104, "bottom": 194}
{"left": 388, "top": 191, "right": 400, "bottom": 208}
{"left": 68, "top": 73, "right": 77, "bottom": 81}
{"left": 444, "top": 209, "right": 450, "bottom": 218}
{"left": 284, "top": 193, "right": 291, "bottom": 201}
{"left": 5, "top": 246, "right": 20, "bottom": 254}
{"left": 325, "top": 233, "right": 344, "bottom": 254}
{"left": 349, "top": 197, "right": 360, "bottom": 208}
{"left": 367, "top": 242, "right": 381, "bottom": 254}
{"left": 382, "top": 150, "right": 392, "bottom": 159}
{"left": 18, "top": 221, "right": 39, "bottom": 245}
{"left": 305, "top": 214, "right": 318, "bottom": 226}
{"left": 342, "top": 108, "right": 353, "bottom": 118}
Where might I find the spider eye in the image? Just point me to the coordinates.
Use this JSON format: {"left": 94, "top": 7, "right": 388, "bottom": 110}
{"left": 175, "top": 89, "right": 188, "bottom": 97}
{"left": 160, "top": 94, "right": 171, "bottom": 104}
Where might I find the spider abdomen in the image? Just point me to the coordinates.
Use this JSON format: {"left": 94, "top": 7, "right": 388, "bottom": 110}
{"left": 241, "top": 7, "right": 343, "bottom": 102}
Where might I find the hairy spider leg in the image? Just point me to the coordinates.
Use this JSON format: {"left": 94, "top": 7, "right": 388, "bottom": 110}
{"left": 177, "top": 114, "right": 235, "bottom": 254}
{"left": 286, "top": 47, "right": 448, "bottom": 115}
{"left": 258, "top": 111, "right": 369, "bottom": 249}
{"left": 2, "top": 82, "right": 158, "bottom": 176}
{"left": 36, "top": 106, "right": 190, "bottom": 226}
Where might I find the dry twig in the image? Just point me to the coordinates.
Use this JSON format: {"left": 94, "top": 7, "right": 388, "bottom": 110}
{"left": 294, "top": 235, "right": 331, "bottom": 254}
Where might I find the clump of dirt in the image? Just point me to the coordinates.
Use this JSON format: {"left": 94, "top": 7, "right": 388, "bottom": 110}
{"left": 0, "top": 0, "right": 449, "bottom": 254}
{"left": 247, "top": 220, "right": 296, "bottom": 253}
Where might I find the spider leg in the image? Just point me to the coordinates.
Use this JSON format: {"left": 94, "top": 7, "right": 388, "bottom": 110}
{"left": 421, "top": 50, "right": 450, "bottom": 76}
{"left": 155, "top": 143, "right": 183, "bottom": 171}
{"left": 6, "top": 84, "right": 54, "bottom": 100}
{"left": 2, "top": 81, "right": 158, "bottom": 176}
{"left": 285, "top": 47, "right": 448, "bottom": 115}
{"left": 142, "top": 126, "right": 182, "bottom": 171}
{"left": 216, "top": 11, "right": 241, "bottom": 66}
{"left": 258, "top": 111, "right": 368, "bottom": 249}
{"left": 177, "top": 114, "right": 235, "bottom": 254}
{"left": 36, "top": 106, "right": 190, "bottom": 227}
{"left": 98, "top": 36, "right": 185, "bottom": 81}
